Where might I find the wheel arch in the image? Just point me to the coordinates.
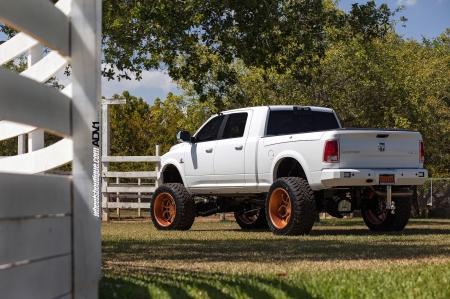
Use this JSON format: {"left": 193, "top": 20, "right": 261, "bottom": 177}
{"left": 160, "top": 159, "right": 188, "bottom": 187}
{"left": 271, "top": 151, "right": 312, "bottom": 185}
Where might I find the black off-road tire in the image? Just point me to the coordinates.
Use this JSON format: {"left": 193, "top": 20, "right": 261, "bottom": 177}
{"left": 362, "top": 196, "right": 411, "bottom": 232}
{"left": 150, "top": 183, "right": 195, "bottom": 231}
{"left": 234, "top": 203, "right": 269, "bottom": 230}
{"left": 265, "top": 177, "right": 316, "bottom": 235}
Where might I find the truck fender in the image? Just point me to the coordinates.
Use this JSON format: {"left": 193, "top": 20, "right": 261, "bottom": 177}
{"left": 270, "top": 150, "right": 313, "bottom": 185}
{"left": 159, "top": 158, "right": 191, "bottom": 193}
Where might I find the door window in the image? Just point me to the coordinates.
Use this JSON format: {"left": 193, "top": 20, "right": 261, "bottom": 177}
{"left": 195, "top": 115, "right": 225, "bottom": 142}
{"left": 221, "top": 113, "right": 248, "bottom": 139}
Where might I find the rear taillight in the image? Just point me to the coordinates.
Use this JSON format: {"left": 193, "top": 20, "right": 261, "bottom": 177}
{"left": 324, "top": 140, "right": 339, "bottom": 163}
{"left": 420, "top": 140, "right": 424, "bottom": 163}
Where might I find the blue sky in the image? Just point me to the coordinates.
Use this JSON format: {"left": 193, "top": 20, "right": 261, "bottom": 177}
{"left": 338, "top": 0, "right": 450, "bottom": 40}
{"left": 2, "top": 0, "right": 449, "bottom": 105}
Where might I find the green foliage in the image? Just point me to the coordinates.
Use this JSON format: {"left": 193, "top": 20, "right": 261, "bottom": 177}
{"left": 109, "top": 92, "right": 153, "bottom": 172}
{"left": 0, "top": 138, "right": 17, "bottom": 157}
{"left": 102, "top": 0, "right": 397, "bottom": 105}
{"left": 149, "top": 92, "right": 216, "bottom": 154}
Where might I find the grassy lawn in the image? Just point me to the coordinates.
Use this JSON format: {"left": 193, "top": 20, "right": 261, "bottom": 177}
{"left": 101, "top": 218, "right": 450, "bottom": 299}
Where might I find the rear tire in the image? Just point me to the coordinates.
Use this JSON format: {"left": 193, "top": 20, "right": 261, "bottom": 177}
{"left": 150, "top": 183, "right": 195, "bottom": 230}
{"left": 265, "top": 177, "right": 316, "bottom": 235}
{"left": 234, "top": 203, "right": 268, "bottom": 230}
{"left": 362, "top": 196, "right": 411, "bottom": 232}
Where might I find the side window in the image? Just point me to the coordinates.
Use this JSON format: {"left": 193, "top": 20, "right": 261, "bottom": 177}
{"left": 222, "top": 113, "right": 248, "bottom": 139}
{"left": 195, "top": 115, "right": 225, "bottom": 142}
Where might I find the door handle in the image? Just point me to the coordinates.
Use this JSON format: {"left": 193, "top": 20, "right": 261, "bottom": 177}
{"left": 205, "top": 148, "right": 213, "bottom": 153}
{"left": 235, "top": 145, "right": 243, "bottom": 150}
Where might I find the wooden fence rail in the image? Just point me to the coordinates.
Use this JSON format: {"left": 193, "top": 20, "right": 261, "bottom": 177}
{"left": 101, "top": 145, "right": 160, "bottom": 221}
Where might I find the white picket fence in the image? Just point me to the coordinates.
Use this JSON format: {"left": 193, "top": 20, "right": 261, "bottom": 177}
{"left": 0, "top": 0, "right": 101, "bottom": 298}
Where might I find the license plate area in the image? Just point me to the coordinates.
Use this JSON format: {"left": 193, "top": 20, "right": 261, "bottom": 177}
{"left": 379, "top": 174, "right": 395, "bottom": 185}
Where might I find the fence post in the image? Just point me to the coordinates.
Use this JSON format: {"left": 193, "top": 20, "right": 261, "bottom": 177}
{"left": 155, "top": 144, "right": 160, "bottom": 188}
{"left": 17, "top": 45, "right": 44, "bottom": 155}
{"left": 27, "top": 45, "right": 44, "bottom": 154}
{"left": 71, "top": 0, "right": 102, "bottom": 295}
{"left": 101, "top": 101, "right": 110, "bottom": 221}
{"left": 17, "top": 135, "right": 25, "bottom": 154}
{"left": 138, "top": 178, "right": 142, "bottom": 217}
{"left": 116, "top": 177, "right": 120, "bottom": 217}
{"left": 430, "top": 179, "right": 433, "bottom": 207}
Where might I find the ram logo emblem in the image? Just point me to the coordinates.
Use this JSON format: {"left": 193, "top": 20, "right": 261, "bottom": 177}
{"left": 378, "top": 143, "right": 386, "bottom": 152}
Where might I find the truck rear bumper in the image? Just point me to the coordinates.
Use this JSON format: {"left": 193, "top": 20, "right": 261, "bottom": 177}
{"left": 320, "top": 168, "right": 428, "bottom": 188}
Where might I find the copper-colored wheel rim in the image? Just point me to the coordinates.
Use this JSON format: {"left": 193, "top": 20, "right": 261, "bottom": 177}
{"left": 239, "top": 209, "right": 260, "bottom": 224}
{"left": 269, "top": 188, "right": 292, "bottom": 229}
{"left": 364, "top": 209, "right": 387, "bottom": 225}
{"left": 154, "top": 192, "right": 176, "bottom": 227}
{"left": 364, "top": 197, "right": 387, "bottom": 225}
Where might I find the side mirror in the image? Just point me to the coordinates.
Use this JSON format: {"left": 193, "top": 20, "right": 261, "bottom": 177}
{"left": 177, "top": 130, "right": 192, "bottom": 143}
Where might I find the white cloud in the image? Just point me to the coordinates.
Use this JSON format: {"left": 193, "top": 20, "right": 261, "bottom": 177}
{"left": 55, "top": 65, "right": 181, "bottom": 104}
{"left": 101, "top": 66, "right": 177, "bottom": 98}
{"left": 396, "top": 0, "right": 417, "bottom": 6}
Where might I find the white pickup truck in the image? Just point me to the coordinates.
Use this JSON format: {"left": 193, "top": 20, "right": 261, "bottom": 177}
{"left": 151, "top": 106, "right": 428, "bottom": 235}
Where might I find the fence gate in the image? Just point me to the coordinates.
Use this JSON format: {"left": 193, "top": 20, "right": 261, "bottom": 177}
{"left": 0, "top": 0, "right": 102, "bottom": 298}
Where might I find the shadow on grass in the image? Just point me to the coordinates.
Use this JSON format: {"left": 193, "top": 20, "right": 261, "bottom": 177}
{"left": 100, "top": 268, "right": 316, "bottom": 299}
{"left": 103, "top": 227, "right": 450, "bottom": 265}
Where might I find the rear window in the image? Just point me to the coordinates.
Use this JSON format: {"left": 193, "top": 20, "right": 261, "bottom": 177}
{"left": 266, "top": 110, "right": 339, "bottom": 136}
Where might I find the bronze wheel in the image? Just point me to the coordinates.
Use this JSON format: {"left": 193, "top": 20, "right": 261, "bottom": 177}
{"left": 238, "top": 211, "right": 258, "bottom": 224}
{"left": 266, "top": 177, "right": 316, "bottom": 235}
{"left": 268, "top": 188, "right": 292, "bottom": 229}
{"left": 364, "top": 207, "right": 388, "bottom": 226}
{"left": 154, "top": 192, "right": 176, "bottom": 227}
{"left": 150, "top": 183, "right": 195, "bottom": 231}
{"left": 234, "top": 203, "right": 268, "bottom": 230}
{"left": 362, "top": 193, "right": 411, "bottom": 232}
{"left": 265, "top": 177, "right": 316, "bottom": 235}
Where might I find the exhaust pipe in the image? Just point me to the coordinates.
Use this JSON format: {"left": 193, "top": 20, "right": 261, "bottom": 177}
{"left": 372, "top": 189, "right": 413, "bottom": 197}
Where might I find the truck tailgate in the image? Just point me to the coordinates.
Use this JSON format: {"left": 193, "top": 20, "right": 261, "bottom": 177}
{"left": 338, "top": 129, "right": 422, "bottom": 169}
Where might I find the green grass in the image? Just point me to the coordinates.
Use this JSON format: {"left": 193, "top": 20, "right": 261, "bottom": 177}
{"left": 101, "top": 218, "right": 450, "bottom": 299}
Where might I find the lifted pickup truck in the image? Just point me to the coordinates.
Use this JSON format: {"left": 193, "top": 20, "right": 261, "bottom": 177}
{"left": 151, "top": 106, "right": 428, "bottom": 235}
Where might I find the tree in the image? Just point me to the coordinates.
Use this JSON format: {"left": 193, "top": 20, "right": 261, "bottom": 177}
{"left": 149, "top": 92, "right": 216, "bottom": 154}
{"left": 102, "top": 0, "right": 398, "bottom": 107}
{"left": 109, "top": 92, "right": 153, "bottom": 172}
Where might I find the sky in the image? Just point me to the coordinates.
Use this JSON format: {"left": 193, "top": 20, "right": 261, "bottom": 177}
{"left": 1, "top": 0, "right": 449, "bottom": 105}
{"left": 337, "top": 0, "right": 450, "bottom": 40}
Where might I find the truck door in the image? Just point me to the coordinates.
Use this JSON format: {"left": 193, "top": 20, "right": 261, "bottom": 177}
{"left": 214, "top": 111, "right": 251, "bottom": 188}
{"left": 184, "top": 115, "right": 225, "bottom": 190}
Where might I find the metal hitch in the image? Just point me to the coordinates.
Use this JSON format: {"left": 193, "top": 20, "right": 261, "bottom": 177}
{"left": 385, "top": 186, "right": 396, "bottom": 214}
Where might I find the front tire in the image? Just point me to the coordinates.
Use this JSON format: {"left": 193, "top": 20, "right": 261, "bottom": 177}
{"left": 266, "top": 177, "right": 316, "bottom": 235}
{"left": 362, "top": 195, "right": 411, "bottom": 232}
{"left": 234, "top": 203, "right": 268, "bottom": 230}
{"left": 150, "top": 183, "right": 195, "bottom": 230}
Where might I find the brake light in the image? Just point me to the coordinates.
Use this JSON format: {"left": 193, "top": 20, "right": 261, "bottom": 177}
{"left": 420, "top": 140, "right": 424, "bottom": 163}
{"left": 324, "top": 140, "right": 339, "bottom": 163}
